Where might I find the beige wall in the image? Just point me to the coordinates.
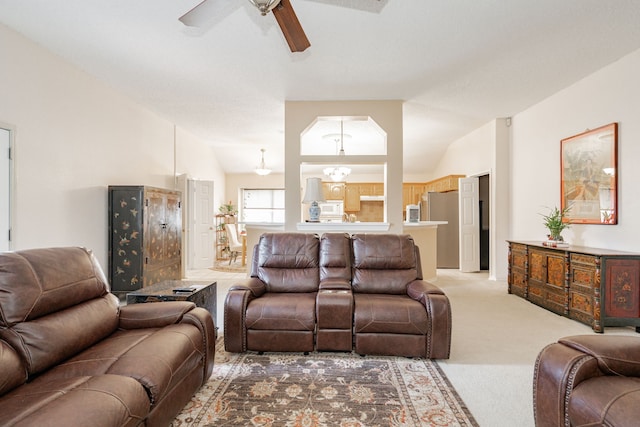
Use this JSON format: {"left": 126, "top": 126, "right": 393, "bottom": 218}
{"left": 511, "top": 47, "right": 640, "bottom": 252}
{"left": 0, "top": 23, "right": 224, "bottom": 269}
{"left": 283, "top": 100, "right": 404, "bottom": 232}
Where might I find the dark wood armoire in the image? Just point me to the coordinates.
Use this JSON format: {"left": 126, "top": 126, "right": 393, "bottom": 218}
{"left": 108, "top": 186, "right": 182, "bottom": 295}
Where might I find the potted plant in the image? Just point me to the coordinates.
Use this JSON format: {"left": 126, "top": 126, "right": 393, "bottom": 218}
{"left": 219, "top": 201, "right": 237, "bottom": 216}
{"left": 540, "top": 206, "right": 571, "bottom": 242}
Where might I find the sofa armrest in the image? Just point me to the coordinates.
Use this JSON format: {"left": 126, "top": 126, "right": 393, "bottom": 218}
{"left": 406, "top": 280, "right": 451, "bottom": 359}
{"left": 0, "top": 340, "right": 27, "bottom": 396}
{"left": 319, "top": 279, "right": 351, "bottom": 291}
{"left": 533, "top": 340, "right": 601, "bottom": 427}
{"left": 181, "top": 307, "right": 216, "bottom": 384}
{"left": 118, "top": 301, "right": 196, "bottom": 330}
{"left": 406, "top": 279, "right": 444, "bottom": 300}
{"left": 559, "top": 335, "right": 640, "bottom": 376}
{"left": 229, "top": 277, "right": 266, "bottom": 297}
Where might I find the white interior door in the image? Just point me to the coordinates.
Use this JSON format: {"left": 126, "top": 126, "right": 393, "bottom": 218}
{"left": 191, "top": 180, "right": 215, "bottom": 269}
{"left": 0, "top": 128, "right": 10, "bottom": 252}
{"left": 459, "top": 177, "right": 480, "bottom": 272}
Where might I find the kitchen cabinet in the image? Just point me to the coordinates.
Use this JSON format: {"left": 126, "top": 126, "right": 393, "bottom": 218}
{"left": 423, "top": 175, "right": 465, "bottom": 193}
{"left": 402, "top": 183, "right": 425, "bottom": 210}
{"left": 322, "top": 182, "right": 345, "bottom": 200}
{"left": 108, "top": 186, "right": 182, "bottom": 295}
{"left": 507, "top": 241, "right": 640, "bottom": 332}
{"left": 344, "top": 184, "right": 360, "bottom": 212}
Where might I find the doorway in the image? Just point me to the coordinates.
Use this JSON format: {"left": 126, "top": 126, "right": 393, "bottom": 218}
{"left": 459, "top": 173, "right": 491, "bottom": 273}
{"left": 0, "top": 127, "right": 11, "bottom": 251}
{"left": 479, "top": 174, "right": 490, "bottom": 270}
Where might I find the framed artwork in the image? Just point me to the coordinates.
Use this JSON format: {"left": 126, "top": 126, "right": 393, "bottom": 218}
{"left": 561, "top": 122, "right": 618, "bottom": 224}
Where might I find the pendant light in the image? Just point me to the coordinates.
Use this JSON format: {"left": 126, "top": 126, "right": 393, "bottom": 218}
{"left": 323, "top": 120, "right": 351, "bottom": 182}
{"left": 255, "top": 148, "right": 272, "bottom": 176}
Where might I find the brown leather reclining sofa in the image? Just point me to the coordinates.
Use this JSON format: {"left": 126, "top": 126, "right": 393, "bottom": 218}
{"left": 534, "top": 335, "right": 640, "bottom": 426}
{"left": 225, "top": 232, "right": 451, "bottom": 359}
{"left": 0, "top": 247, "right": 216, "bottom": 427}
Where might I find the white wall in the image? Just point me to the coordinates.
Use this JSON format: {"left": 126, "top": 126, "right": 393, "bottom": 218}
{"left": 432, "top": 121, "right": 494, "bottom": 178}
{"left": 511, "top": 48, "right": 640, "bottom": 252}
{"left": 0, "top": 23, "right": 223, "bottom": 269}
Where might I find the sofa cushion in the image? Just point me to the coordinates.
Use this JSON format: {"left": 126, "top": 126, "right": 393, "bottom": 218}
{"left": 352, "top": 234, "right": 418, "bottom": 294}
{"left": 0, "top": 248, "right": 120, "bottom": 376}
{"left": 0, "top": 247, "right": 110, "bottom": 324}
{"left": 0, "top": 374, "right": 149, "bottom": 427}
{"left": 353, "top": 294, "right": 428, "bottom": 335}
{"left": 40, "top": 324, "right": 206, "bottom": 405}
{"left": 320, "top": 233, "right": 351, "bottom": 283}
{"left": 569, "top": 376, "right": 640, "bottom": 426}
{"left": 257, "top": 233, "right": 320, "bottom": 293}
{"left": 245, "top": 293, "right": 316, "bottom": 331}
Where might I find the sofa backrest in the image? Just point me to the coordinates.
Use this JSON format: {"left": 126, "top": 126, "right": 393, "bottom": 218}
{"left": 0, "top": 247, "right": 120, "bottom": 376}
{"left": 351, "top": 234, "right": 419, "bottom": 294}
{"left": 256, "top": 233, "right": 320, "bottom": 293}
{"left": 319, "top": 233, "right": 352, "bottom": 284}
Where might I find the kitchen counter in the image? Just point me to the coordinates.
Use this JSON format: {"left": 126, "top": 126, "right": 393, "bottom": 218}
{"left": 244, "top": 221, "right": 447, "bottom": 280}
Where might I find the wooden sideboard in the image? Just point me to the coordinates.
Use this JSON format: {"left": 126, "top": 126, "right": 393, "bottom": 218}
{"left": 507, "top": 240, "right": 640, "bottom": 332}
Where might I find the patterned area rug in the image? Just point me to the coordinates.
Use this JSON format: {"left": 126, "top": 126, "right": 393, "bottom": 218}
{"left": 173, "top": 338, "right": 478, "bottom": 427}
{"left": 210, "top": 260, "right": 247, "bottom": 273}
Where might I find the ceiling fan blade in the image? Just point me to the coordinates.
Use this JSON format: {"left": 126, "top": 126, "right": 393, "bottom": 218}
{"left": 179, "top": 0, "right": 238, "bottom": 27}
{"left": 272, "top": 0, "right": 311, "bottom": 53}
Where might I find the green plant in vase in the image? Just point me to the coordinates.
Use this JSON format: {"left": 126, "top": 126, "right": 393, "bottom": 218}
{"left": 219, "top": 201, "right": 237, "bottom": 216}
{"left": 540, "top": 206, "right": 571, "bottom": 242}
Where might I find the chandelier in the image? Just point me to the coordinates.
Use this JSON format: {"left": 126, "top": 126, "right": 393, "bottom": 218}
{"left": 323, "top": 120, "right": 351, "bottom": 182}
{"left": 248, "top": 0, "right": 281, "bottom": 15}
{"left": 255, "top": 148, "right": 272, "bottom": 176}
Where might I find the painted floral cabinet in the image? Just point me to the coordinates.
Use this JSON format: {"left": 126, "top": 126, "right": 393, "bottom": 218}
{"left": 108, "top": 186, "right": 182, "bottom": 295}
{"left": 508, "top": 241, "right": 640, "bottom": 332}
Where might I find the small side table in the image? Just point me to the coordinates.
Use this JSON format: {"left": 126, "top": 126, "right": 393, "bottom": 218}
{"left": 126, "top": 280, "right": 217, "bottom": 320}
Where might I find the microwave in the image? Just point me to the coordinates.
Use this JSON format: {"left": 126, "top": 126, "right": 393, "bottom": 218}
{"left": 318, "top": 201, "right": 344, "bottom": 218}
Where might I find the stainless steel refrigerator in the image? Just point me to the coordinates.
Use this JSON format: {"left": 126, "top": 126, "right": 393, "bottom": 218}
{"left": 420, "top": 191, "right": 459, "bottom": 268}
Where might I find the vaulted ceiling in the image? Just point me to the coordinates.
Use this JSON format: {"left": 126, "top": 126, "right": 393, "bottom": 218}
{"left": 2, "top": 0, "right": 640, "bottom": 175}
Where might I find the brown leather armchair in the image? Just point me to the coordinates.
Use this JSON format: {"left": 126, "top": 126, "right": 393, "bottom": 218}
{"left": 351, "top": 234, "right": 452, "bottom": 359}
{"left": 225, "top": 232, "right": 321, "bottom": 353}
{"left": 534, "top": 335, "right": 640, "bottom": 427}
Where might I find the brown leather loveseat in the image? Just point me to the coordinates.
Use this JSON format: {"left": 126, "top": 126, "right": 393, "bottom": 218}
{"left": 0, "top": 247, "right": 216, "bottom": 427}
{"left": 225, "top": 232, "right": 451, "bottom": 359}
{"left": 533, "top": 335, "right": 640, "bottom": 426}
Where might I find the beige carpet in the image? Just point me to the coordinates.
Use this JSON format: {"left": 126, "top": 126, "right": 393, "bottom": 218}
{"left": 173, "top": 338, "right": 478, "bottom": 427}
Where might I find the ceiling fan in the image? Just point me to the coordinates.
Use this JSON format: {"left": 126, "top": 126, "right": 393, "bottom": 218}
{"left": 180, "top": 0, "right": 311, "bottom": 53}
{"left": 179, "top": 0, "right": 385, "bottom": 53}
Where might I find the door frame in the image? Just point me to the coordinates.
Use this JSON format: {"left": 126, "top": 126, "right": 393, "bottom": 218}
{"left": 0, "top": 123, "right": 15, "bottom": 251}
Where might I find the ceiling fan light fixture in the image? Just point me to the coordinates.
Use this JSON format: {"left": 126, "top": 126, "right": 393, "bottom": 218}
{"left": 248, "top": 0, "right": 282, "bottom": 15}
{"left": 255, "top": 148, "right": 272, "bottom": 176}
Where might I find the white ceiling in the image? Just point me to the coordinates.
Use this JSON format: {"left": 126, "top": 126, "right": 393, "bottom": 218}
{"left": 2, "top": 0, "right": 640, "bottom": 176}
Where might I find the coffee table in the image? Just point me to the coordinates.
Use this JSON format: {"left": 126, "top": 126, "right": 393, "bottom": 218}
{"left": 126, "top": 280, "right": 217, "bottom": 320}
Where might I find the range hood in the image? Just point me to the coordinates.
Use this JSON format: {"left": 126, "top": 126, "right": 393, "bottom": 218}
{"left": 360, "top": 195, "right": 385, "bottom": 201}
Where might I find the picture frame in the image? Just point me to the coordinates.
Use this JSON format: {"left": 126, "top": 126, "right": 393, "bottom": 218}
{"left": 561, "top": 122, "right": 618, "bottom": 224}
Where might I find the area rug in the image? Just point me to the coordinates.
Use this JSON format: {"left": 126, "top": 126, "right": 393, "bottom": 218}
{"left": 172, "top": 338, "right": 478, "bottom": 427}
{"left": 210, "top": 260, "right": 247, "bottom": 273}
